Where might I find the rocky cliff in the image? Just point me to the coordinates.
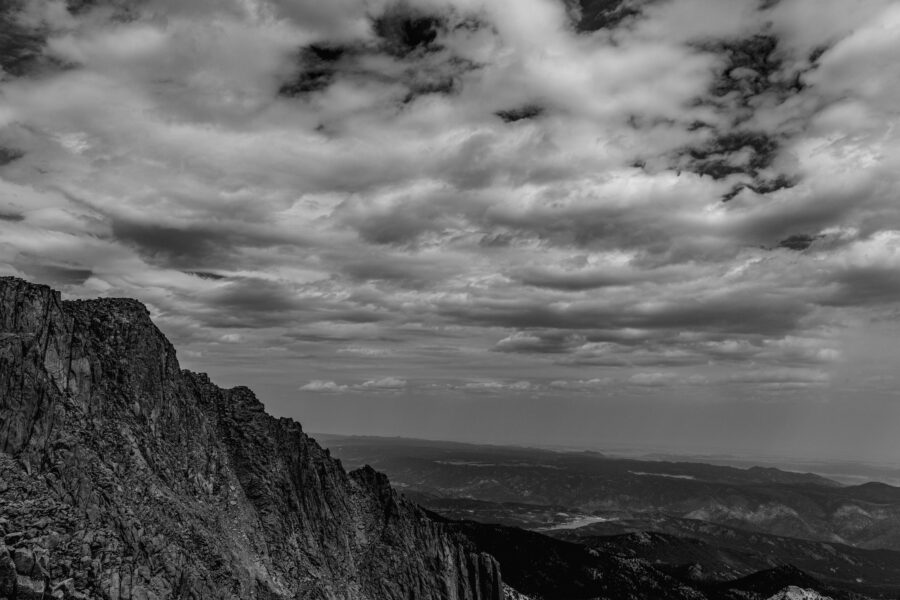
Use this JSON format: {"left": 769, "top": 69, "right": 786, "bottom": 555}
{"left": 0, "top": 277, "right": 502, "bottom": 600}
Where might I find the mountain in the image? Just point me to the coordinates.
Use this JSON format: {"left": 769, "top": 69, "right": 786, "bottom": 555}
{"left": 319, "top": 435, "right": 900, "bottom": 551}
{"left": 0, "top": 278, "right": 502, "bottom": 599}
{"left": 439, "top": 518, "right": 867, "bottom": 600}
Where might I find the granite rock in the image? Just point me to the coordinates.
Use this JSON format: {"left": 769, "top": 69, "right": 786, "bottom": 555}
{"left": 0, "top": 277, "right": 502, "bottom": 600}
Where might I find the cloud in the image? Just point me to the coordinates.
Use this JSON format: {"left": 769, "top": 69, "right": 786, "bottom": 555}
{"left": 494, "top": 331, "right": 583, "bottom": 354}
{"left": 359, "top": 376, "right": 408, "bottom": 389}
{"left": 726, "top": 367, "right": 830, "bottom": 390}
{"left": 0, "top": 0, "right": 898, "bottom": 418}
{"left": 460, "top": 380, "right": 536, "bottom": 393}
{"left": 629, "top": 372, "right": 707, "bottom": 387}
{"left": 300, "top": 380, "right": 349, "bottom": 393}
{"left": 337, "top": 346, "right": 392, "bottom": 356}
{"left": 299, "top": 376, "right": 407, "bottom": 393}
{"left": 548, "top": 378, "right": 611, "bottom": 391}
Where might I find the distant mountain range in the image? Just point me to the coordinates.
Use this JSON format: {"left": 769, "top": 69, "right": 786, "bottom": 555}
{"left": 321, "top": 434, "right": 900, "bottom": 599}
{"left": 320, "top": 435, "right": 900, "bottom": 551}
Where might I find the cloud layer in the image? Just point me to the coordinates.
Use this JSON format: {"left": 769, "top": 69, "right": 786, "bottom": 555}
{"left": 2, "top": 0, "right": 900, "bottom": 456}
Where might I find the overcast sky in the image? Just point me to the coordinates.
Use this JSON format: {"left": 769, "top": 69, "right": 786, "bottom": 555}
{"left": 2, "top": 0, "right": 900, "bottom": 462}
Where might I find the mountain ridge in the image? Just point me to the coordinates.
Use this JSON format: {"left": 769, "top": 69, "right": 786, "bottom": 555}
{"left": 0, "top": 277, "right": 502, "bottom": 599}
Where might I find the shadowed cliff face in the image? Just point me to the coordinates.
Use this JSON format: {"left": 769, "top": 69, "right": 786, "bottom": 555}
{"left": 0, "top": 277, "right": 502, "bottom": 600}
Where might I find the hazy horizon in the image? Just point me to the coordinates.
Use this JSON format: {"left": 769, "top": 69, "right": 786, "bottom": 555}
{"left": 308, "top": 430, "right": 900, "bottom": 487}
{"left": 3, "top": 0, "right": 900, "bottom": 464}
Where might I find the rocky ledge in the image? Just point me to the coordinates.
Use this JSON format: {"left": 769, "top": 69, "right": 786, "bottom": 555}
{"left": 0, "top": 277, "right": 502, "bottom": 600}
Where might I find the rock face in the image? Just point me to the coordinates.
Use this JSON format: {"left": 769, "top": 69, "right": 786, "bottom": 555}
{"left": 765, "top": 587, "right": 833, "bottom": 600}
{"left": 0, "top": 277, "right": 502, "bottom": 600}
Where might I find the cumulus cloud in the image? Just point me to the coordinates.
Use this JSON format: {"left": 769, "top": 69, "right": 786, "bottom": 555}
{"left": 359, "top": 376, "right": 408, "bottom": 390}
{"left": 300, "top": 380, "right": 350, "bottom": 393}
{"left": 461, "top": 380, "right": 536, "bottom": 393}
{"left": 300, "top": 376, "right": 407, "bottom": 392}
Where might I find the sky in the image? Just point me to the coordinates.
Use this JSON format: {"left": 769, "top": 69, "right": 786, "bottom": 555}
{"left": 2, "top": 0, "right": 900, "bottom": 462}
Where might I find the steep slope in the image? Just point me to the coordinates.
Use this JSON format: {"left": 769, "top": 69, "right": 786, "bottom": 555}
{"left": 0, "top": 277, "right": 502, "bottom": 600}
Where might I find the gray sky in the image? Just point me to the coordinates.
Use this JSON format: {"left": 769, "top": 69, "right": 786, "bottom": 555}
{"left": 2, "top": 0, "right": 900, "bottom": 462}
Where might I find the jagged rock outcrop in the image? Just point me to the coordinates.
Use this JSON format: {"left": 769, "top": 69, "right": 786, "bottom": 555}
{"left": 765, "top": 587, "right": 833, "bottom": 600}
{"left": 0, "top": 277, "right": 502, "bottom": 600}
